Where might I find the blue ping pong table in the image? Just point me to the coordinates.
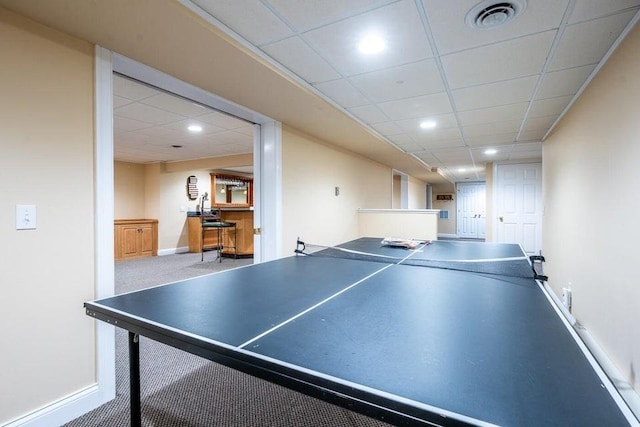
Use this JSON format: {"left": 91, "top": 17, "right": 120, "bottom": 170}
{"left": 85, "top": 238, "right": 635, "bottom": 426}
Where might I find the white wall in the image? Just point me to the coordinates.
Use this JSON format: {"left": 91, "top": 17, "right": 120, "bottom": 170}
{"left": 0, "top": 9, "right": 96, "bottom": 424}
{"left": 543, "top": 22, "right": 640, "bottom": 393}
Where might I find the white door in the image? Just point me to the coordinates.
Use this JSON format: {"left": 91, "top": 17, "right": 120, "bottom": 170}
{"left": 457, "top": 183, "right": 486, "bottom": 239}
{"left": 495, "top": 163, "right": 542, "bottom": 255}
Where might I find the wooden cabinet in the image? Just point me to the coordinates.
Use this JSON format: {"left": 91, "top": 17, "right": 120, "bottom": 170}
{"left": 115, "top": 219, "right": 158, "bottom": 260}
{"left": 187, "top": 210, "right": 254, "bottom": 256}
{"left": 220, "top": 210, "right": 254, "bottom": 256}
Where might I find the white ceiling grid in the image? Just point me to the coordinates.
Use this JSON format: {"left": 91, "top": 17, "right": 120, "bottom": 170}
{"left": 115, "top": 0, "right": 639, "bottom": 182}
{"left": 186, "top": 0, "right": 639, "bottom": 181}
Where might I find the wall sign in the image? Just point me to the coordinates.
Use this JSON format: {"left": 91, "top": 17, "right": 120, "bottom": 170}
{"left": 187, "top": 175, "right": 198, "bottom": 200}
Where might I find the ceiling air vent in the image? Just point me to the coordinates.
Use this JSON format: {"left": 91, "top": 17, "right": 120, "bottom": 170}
{"left": 465, "top": 0, "right": 526, "bottom": 29}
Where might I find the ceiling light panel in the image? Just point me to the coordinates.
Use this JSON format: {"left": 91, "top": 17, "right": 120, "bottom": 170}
{"left": 302, "top": 0, "right": 433, "bottom": 76}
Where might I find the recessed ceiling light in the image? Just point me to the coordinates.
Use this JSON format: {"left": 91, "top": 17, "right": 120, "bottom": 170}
{"left": 458, "top": 168, "right": 467, "bottom": 173}
{"left": 187, "top": 124, "right": 203, "bottom": 133}
{"left": 484, "top": 148, "right": 497, "bottom": 155}
{"left": 419, "top": 120, "right": 437, "bottom": 129}
{"left": 358, "top": 34, "right": 386, "bottom": 55}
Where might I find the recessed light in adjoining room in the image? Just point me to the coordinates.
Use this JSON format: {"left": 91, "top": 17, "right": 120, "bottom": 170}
{"left": 358, "top": 33, "right": 386, "bottom": 55}
{"left": 187, "top": 124, "right": 203, "bottom": 133}
{"left": 484, "top": 148, "right": 497, "bottom": 155}
{"left": 419, "top": 120, "right": 437, "bottom": 130}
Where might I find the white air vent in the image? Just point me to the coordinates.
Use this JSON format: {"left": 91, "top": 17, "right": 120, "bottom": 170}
{"left": 465, "top": 0, "right": 527, "bottom": 29}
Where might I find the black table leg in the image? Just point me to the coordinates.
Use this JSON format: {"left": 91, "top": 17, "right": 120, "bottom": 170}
{"left": 129, "top": 332, "right": 141, "bottom": 427}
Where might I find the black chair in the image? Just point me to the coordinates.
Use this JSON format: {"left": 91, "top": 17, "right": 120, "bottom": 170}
{"left": 201, "top": 209, "right": 236, "bottom": 262}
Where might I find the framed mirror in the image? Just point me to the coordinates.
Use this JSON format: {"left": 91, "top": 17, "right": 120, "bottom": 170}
{"left": 211, "top": 173, "right": 253, "bottom": 207}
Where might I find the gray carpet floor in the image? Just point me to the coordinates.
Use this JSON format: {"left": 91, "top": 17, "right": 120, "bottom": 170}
{"left": 65, "top": 252, "right": 392, "bottom": 427}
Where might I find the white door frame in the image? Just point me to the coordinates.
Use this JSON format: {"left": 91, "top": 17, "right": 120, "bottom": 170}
{"left": 91, "top": 48, "right": 282, "bottom": 418}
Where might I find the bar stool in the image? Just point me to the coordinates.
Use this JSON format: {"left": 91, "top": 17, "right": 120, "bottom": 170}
{"left": 201, "top": 211, "right": 236, "bottom": 262}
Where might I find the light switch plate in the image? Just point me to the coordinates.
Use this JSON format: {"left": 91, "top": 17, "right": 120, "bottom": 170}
{"left": 16, "top": 204, "right": 37, "bottom": 230}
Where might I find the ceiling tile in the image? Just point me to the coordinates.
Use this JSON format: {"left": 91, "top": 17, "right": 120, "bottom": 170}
{"left": 387, "top": 133, "right": 415, "bottom": 145}
{"left": 457, "top": 103, "right": 529, "bottom": 126}
{"left": 411, "top": 127, "right": 462, "bottom": 144}
{"left": 522, "top": 115, "right": 560, "bottom": 132}
{"left": 395, "top": 113, "right": 459, "bottom": 133}
{"left": 303, "top": 0, "right": 433, "bottom": 76}
{"left": 569, "top": 0, "right": 640, "bottom": 24}
{"left": 528, "top": 95, "right": 574, "bottom": 118}
{"left": 192, "top": 0, "right": 294, "bottom": 45}
{"left": 349, "top": 59, "right": 444, "bottom": 103}
{"left": 197, "top": 111, "right": 251, "bottom": 129}
{"left": 114, "top": 116, "right": 153, "bottom": 132}
{"left": 518, "top": 129, "right": 548, "bottom": 141}
{"left": 415, "top": 138, "right": 466, "bottom": 150}
{"left": 442, "top": 31, "right": 556, "bottom": 89}
{"left": 465, "top": 132, "right": 518, "bottom": 146}
{"left": 370, "top": 121, "right": 404, "bottom": 136}
{"left": 140, "top": 93, "right": 212, "bottom": 117}
{"left": 115, "top": 103, "right": 186, "bottom": 125}
{"left": 377, "top": 92, "right": 452, "bottom": 120}
{"left": 452, "top": 75, "right": 539, "bottom": 111}
{"left": 347, "top": 104, "right": 389, "bottom": 124}
{"left": 113, "top": 75, "right": 160, "bottom": 100}
{"left": 262, "top": 36, "right": 341, "bottom": 83}
{"left": 395, "top": 142, "right": 425, "bottom": 153}
{"left": 313, "top": 79, "right": 369, "bottom": 108}
{"left": 113, "top": 95, "right": 133, "bottom": 109}
{"left": 548, "top": 11, "right": 636, "bottom": 71}
{"left": 535, "top": 64, "right": 596, "bottom": 99}
{"left": 423, "top": 0, "right": 570, "bottom": 54}
{"left": 268, "top": 0, "right": 397, "bottom": 32}
{"left": 463, "top": 121, "right": 522, "bottom": 138}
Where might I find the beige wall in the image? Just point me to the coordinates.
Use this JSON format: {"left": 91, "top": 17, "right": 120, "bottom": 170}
{"left": 0, "top": 9, "right": 95, "bottom": 424}
{"left": 115, "top": 159, "right": 256, "bottom": 253}
{"left": 281, "top": 126, "right": 392, "bottom": 254}
{"left": 432, "top": 183, "right": 456, "bottom": 236}
{"left": 543, "top": 23, "right": 640, "bottom": 392}
{"left": 114, "top": 161, "right": 146, "bottom": 218}
{"left": 407, "top": 176, "right": 427, "bottom": 209}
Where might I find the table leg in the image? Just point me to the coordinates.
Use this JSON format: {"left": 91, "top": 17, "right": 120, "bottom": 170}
{"left": 129, "top": 332, "right": 141, "bottom": 427}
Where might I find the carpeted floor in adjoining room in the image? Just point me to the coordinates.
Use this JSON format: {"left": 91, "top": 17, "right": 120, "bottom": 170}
{"left": 66, "top": 252, "right": 391, "bottom": 427}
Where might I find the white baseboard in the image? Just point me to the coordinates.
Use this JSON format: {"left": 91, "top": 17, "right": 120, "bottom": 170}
{"left": 543, "top": 282, "right": 640, "bottom": 425}
{"left": 3, "top": 384, "right": 113, "bottom": 427}
{"left": 158, "top": 246, "right": 190, "bottom": 256}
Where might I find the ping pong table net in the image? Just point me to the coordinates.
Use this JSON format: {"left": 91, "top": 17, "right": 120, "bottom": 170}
{"left": 295, "top": 238, "right": 544, "bottom": 280}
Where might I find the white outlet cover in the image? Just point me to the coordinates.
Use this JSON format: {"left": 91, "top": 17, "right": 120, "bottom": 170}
{"left": 16, "top": 204, "right": 37, "bottom": 230}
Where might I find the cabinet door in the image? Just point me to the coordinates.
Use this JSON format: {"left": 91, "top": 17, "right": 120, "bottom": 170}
{"left": 121, "top": 225, "right": 142, "bottom": 258}
{"left": 139, "top": 225, "right": 155, "bottom": 256}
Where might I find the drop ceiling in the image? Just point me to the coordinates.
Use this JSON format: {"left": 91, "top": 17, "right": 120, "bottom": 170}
{"left": 183, "top": 0, "right": 639, "bottom": 181}
{"left": 113, "top": 75, "right": 254, "bottom": 164}
{"left": 2, "top": 0, "right": 638, "bottom": 183}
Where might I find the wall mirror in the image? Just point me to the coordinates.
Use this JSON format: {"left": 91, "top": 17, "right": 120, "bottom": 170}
{"left": 211, "top": 173, "right": 253, "bottom": 207}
